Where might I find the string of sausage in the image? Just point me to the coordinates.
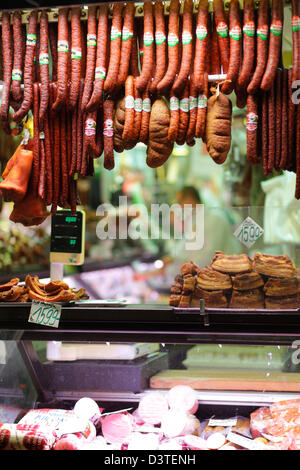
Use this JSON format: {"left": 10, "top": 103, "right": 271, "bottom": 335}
{"left": 275, "top": 68, "right": 282, "bottom": 170}
{"left": 130, "top": 22, "right": 140, "bottom": 78}
{"left": 39, "top": 11, "right": 50, "bottom": 122}
{"left": 0, "top": 12, "right": 13, "bottom": 134}
{"left": 60, "top": 104, "right": 69, "bottom": 204}
{"left": 11, "top": 11, "right": 23, "bottom": 104}
{"left": 123, "top": 75, "right": 135, "bottom": 144}
{"left": 213, "top": 0, "right": 230, "bottom": 75}
{"left": 69, "top": 8, "right": 82, "bottom": 110}
{"left": 52, "top": 8, "right": 69, "bottom": 111}
{"left": 267, "top": 79, "right": 276, "bottom": 173}
{"left": 236, "top": 0, "right": 255, "bottom": 96}
{"left": 43, "top": 110, "right": 53, "bottom": 206}
{"left": 86, "top": 4, "right": 108, "bottom": 113}
{"left": 149, "top": 1, "right": 167, "bottom": 96}
{"left": 51, "top": 83, "right": 61, "bottom": 213}
{"left": 12, "top": 11, "right": 38, "bottom": 123}
{"left": 246, "top": 93, "right": 259, "bottom": 165}
{"left": 261, "top": 0, "right": 283, "bottom": 92}
{"left": 49, "top": 22, "right": 58, "bottom": 82}
{"left": 262, "top": 90, "right": 269, "bottom": 176}
{"left": 247, "top": 0, "right": 269, "bottom": 94}
{"left": 76, "top": 79, "right": 85, "bottom": 175}
{"left": 81, "top": 6, "right": 97, "bottom": 111}
{"left": 104, "top": 3, "right": 123, "bottom": 95}
{"left": 32, "top": 82, "right": 40, "bottom": 194}
{"left": 103, "top": 99, "right": 115, "bottom": 170}
{"left": 193, "top": 0, "right": 208, "bottom": 95}
{"left": 279, "top": 68, "right": 288, "bottom": 170}
{"left": 117, "top": 3, "right": 135, "bottom": 90}
{"left": 222, "top": 0, "right": 241, "bottom": 95}
{"left": 172, "top": 0, "right": 193, "bottom": 98}
{"left": 157, "top": 0, "right": 180, "bottom": 96}
{"left": 136, "top": 2, "right": 154, "bottom": 95}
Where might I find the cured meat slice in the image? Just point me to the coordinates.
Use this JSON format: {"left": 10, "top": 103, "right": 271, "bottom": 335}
{"left": 253, "top": 253, "right": 297, "bottom": 278}
{"left": 196, "top": 265, "right": 232, "bottom": 291}
{"left": 229, "top": 288, "right": 265, "bottom": 309}
{"left": 265, "top": 294, "right": 300, "bottom": 310}
{"left": 264, "top": 276, "right": 300, "bottom": 297}
{"left": 193, "top": 287, "right": 228, "bottom": 308}
{"left": 232, "top": 271, "right": 264, "bottom": 291}
{"left": 211, "top": 251, "right": 252, "bottom": 274}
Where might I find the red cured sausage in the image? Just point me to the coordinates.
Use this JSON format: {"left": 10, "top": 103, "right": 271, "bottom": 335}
{"left": 122, "top": 75, "right": 135, "bottom": 143}
{"left": 86, "top": 4, "right": 108, "bottom": 113}
{"left": 292, "top": 0, "right": 300, "bottom": 84}
{"left": 117, "top": 3, "right": 135, "bottom": 89}
{"left": 43, "top": 112, "right": 53, "bottom": 206}
{"left": 96, "top": 105, "right": 104, "bottom": 157}
{"left": 69, "top": 101, "right": 78, "bottom": 177}
{"left": 222, "top": 0, "right": 241, "bottom": 95}
{"left": 103, "top": 99, "right": 115, "bottom": 170}
{"left": 51, "top": 83, "right": 60, "bottom": 213}
{"left": 11, "top": 11, "right": 23, "bottom": 104}
{"left": 76, "top": 79, "right": 85, "bottom": 174}
{"left": 261, "top": 0, "right": 283, "bottom": 92}
{"left": 49, "top": 22, "right": 58, "bottom": 82}
{"left": 279, "top": 68, "right": 288, "bottom": 170}
{"left": 149, "top": 1, "right": 167, "bottom": 95}
{"left": 213, "top": 0, "right": 230, "bottom": 74}
{"left": 193, "top": 0, "right": 209, "bottom": 94}
{"left": 130, "top": 23, "right": 140, "bottom": 77}
{"left": 69, "top": 8, "right": 82, "bottom": 110}
{"left": 81, "top": 6, "right": 97, "bottom": 111}
{"left": 195, "top": 71, "right": 208, "bottom": 140}
{"left": 246, "top": 93, "right": 259, "bottom": 165}
{"left": 172, "top": 0, "right": 194, "bottom": 97}
{"left": 262, "top": 90, "right": 269, "bottom": 176}
{"left": 186, "top": 77, "right": 198, "bottom": 146}
{"left": 133, "top": 82, "right": 142, "bottom": 141}
{"left": 176, "top": 81, "right": 190, "bottom": 146}
{"left": 267, "top": 81, "right": 276, "bottom": 173}
{"left": 60, "top": 105, "right": 69, "bottom": 203}
{"left": 247, "top": 0, "right": 269, "bottom": 94}
{"left": 38, "top": 138, "right": 46, "bottom": 202}
{"left": 236, "top": 0, "right": 255, "bottom": 93}
{"left": 210, "top": 16, "right": 221, "bottom": 77}
{"left": 39, "top": 11, "right": 50, "bottom": 122}
{"left": 104, "top": 3, "right": 123, "bottom": 95}
{"left": 139, "top": 86, "right": 151, "bottom": 145}
{"left": 157, "top": 0, "right": 180, "bottom": 95}
{"left": 275, "top": 69, "right": 282, "bottom": 170}
{"left": 168, "top": 91, "right": 180, "bottom": 143}
{"left": 52, "top": 8, "right": 70, "bottom": 112}
{"left": 136, "top": 2, "right": 154, "bottom": 95}
{"left": 0, "top": 12, "right": 13, "bottom": 134}
{"left": 85, "top": 111, "right": 101, "bottom": 159}
{"left": 287, "top": 68, "right": 296, "bottom": 171}
{"left": 12, "top": 10, "right": 38, "bottom": 123}
{"left": 32, "top": 82, "right": 40, "bottom": 194}
{"left": 296, "top": 106, "right": 300, "bottom": 199}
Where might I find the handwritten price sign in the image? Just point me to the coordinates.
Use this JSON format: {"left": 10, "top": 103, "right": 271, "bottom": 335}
{"left": 28, "top": 301, "right": 62, "bottom": 328}
{"left": 234, "top": 217, "right": 264, "bottom": 248}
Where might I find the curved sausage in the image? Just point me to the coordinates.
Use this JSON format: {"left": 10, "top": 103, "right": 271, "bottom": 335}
{"left": 186, "top": 77, "right": 198, "bottom": 145}
{"left": 213, "top": 0, "right": 230, "bottom": 74}
{"left": 149, "top": 1, "right": 167, "bottom": 95}
{"left": 117, "top": 3, "right": 135, "bottom": 89}
{"left": 195, "top": 71, "right": 208, "bottom": 139}
{"left": 246, "top": 93, "right": 259, "bottom": 165}
{"left": 136, "top": 2, "right": 154, "bottom": 95}
{"left": 103, "top": 99, "right": 115, "bottom": 170}
{"left": 1, "top": 12, "right": 13, "bottom": 134}
{"left": 104, "top": 3, "right": 123, "bottom": 95}
{"left": 139, "top": 86, "right": 151, "bottom": 145}
{"left": 49, "top": 22, "right": 58, "bottom": 82}
{"left": 39, "top": 11, "right": 50, "bottom": 122}
{"left": 32, "top": 82, "right": 40, "bottom": 194}
{"left": 261, "top": 0, "right": 283, "bottom": 92}
{"left": 247, "top": 0, "right": 269, "bottom": 94}
{"left": 130, "top": 22, "right": 140, "bottom": 77}
{"left": 236, "top": 0, "right": 255, "bottom": 93}
{"left": 168, "top": 92, "right": 180, "bottom": 143}
{"left": 222, "top": 0, "right": 241, "bottom": 95}
{"left": 275, "top": 68, "right": 282, "bottom": 170}
{"left": 280, "top": 68, "right": 288, "bottom": 170}
{"left": 11, "top": 11, "right": 23, "bottom": 104}
{"left": 69, "top": 8, "right": 82, "bottom": 110}
{"left": 262, "top": 90, "right": 269, "bottom": 176}
{"left": 176, "top": 81, "right": 190, "bottom": 145}
{"left": 122, "top": 75, "right": 135, "bottom": 143}
{"left": 52, "top": 8, "right": 70, "bottom": 112}
{"left": 292, "top": 0, "right": 300, "bottom": 84}
{"left": 267, "top": 81, "right": 276, "bottom": 173}
{"left": 193, "top": 0, "right": 209, "bottom": 94}
{"left": 81, "top": 6, "right": 97, "bottom": 111}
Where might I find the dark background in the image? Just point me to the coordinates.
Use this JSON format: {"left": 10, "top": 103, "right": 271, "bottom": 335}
{"left": 0, "top": 1, "right": 114, "bottom": 11}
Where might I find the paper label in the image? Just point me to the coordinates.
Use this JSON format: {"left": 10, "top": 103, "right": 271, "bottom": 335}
{"left": 155, "top": 31, "right": 166, "bottom": 45}
{"left": 142, "top": 98, "right": 151, "bottom": 112}
{"left": 111, "top": 26, "right": 121, "bottom": 41}
{"left": 39, "top": 53, "right": 49, "bottom": 65}
{"left": 39, "top": 131, "right": 45, "bottom": 140}
{"left": 85, "top": 118, "right": 96, "bottom": 136}
{"left": 196, "top": 25, "right": 208, "bottom": 40}
{"left": 257, "top": 25, "right": 269, "bottom": 41}
{"left": 270, "top": 20, "right": 283, "bottom": 37}
{"left": 103, "top": 119, "right": 113, "bottom": 137}
{"left": 170, "top": 96, "right": 179, "bottom": 111}
{"left": 182, "top": 30, "right": 192, "bottom": 45}
{"left": 26, "top": 33, "right": 36, "bottom": 46}
{"left": 243, "top": 21, "right": 255, "bottom": 37}
{"left": 208, "top": 418, "right": 237, "bottom": 427}
{"left": 246, "top": 112, "right": 258, "bottom": 131}
{"left": 134, "top": 98, "right": 142, "bottom": 112}
{"left": 12, "top": 69, "right": 22, "bottom": 81}
{"left": 189, "top": 96, "right": 197, "bottom": 110}
{"left": 230, "top": 26, "right": 242, "bottom": 41}
{"left": 28, "top": 301, "right": 61, "bottom": 329}
{"left": 234, "top": 216, "right": 264, "bottom": 248}
{"left": 168, "top": 32, "right": 179, "bottom": 47}
{"left": 292, "top": 16, "right": 300, "bottom": 33}
{"left": 198, "top": 94, "right": 207, "bottom": 109}
{"left": 144, "top": 32, "right": 154, "bottom": 46}
{"left": 95, "top": 67, "right": 106, "bottom": 80}
{"left": 227, "top": 431, "right": 266, "bottom": 450}
{"left": 71, "top": 48, "right": 82, "bottom": 60}
{"left": 87, "top": 34, "right": 97, "bottom": 46}
{"left": 217, "top": 22, "right": 229, "bottom": 38}
{"left": 180, "top": 97, "right": 189, "bottom": 112}
{"left": 57, "top": 40, "right": 69, "bottom": 53}
{"left": 125, "top": 95, "right": 135, "bottom": 109}
{"left": 122, "top": 27, "right": 133, "bottom": 41}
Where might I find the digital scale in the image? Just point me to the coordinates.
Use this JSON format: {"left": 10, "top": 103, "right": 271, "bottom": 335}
{"left": 50, "top": 210, "right": 86, "bottom": 280}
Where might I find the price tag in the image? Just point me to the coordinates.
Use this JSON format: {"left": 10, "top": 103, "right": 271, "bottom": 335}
{"left": 28, "top": 301, "right": 62, "bottom": 328}
{"left": 227, "top": 431, "right": 266, "bottom": 450}
{"left": 208, "top": 418, "right": 237, "bottom": 427}
{"left": 233, "top": 217, "right": 264, "bottom": 248}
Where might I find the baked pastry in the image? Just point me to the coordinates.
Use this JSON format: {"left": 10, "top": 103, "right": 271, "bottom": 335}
{"left": 211, "top": 251, "right": 252, "bottom": 274}
{"left": 196, "top": 266, "right": 232, "bottom": 291}
{"left": 229, "top": 288, "right": 265, "bottom": 309}
{"left": 194, "top": 287, "right": 228, "bottom": 308}
{"left": 253, "top": 253, "right": 297, "bottom": 278}
{"left": 265, "top": 294, "right": 300, "bottom": 310}
{"left": 264, "top": 276, "right": 300, "bottom": 297}
{"left": 232, "top": 271, "right": 264, "bottom": 291}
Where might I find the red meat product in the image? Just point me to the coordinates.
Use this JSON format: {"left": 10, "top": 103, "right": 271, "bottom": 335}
{"left": 11, "top": 11, "right": 24, "bottom": 104}
{"left": 261, "top": 0, "right": 283, "bottom": 92}
{"left": 0, "top": 11, "right": 13, "bottom": 134}
{"left": 81, "top": 6, "right": 97, "bottom": 111}
{"left": 221, "top": 0, "right": 241, "bottom": 95}
{"left": 149, "top": 1, "right": 167, "bottom": 95}
{"left": 38, "top": 11, "right": 50, "bottom": 122}
{"left": 136, "top": 2, "right": 155, "bottom": 95}
{"left": 213, "top": 0, "right": 230, "bottom": 74}
{"left": 193, "top": 0, "right": 209, "bottom": 94}
{"left": 52, "top": 8, "right": 70, "bottom": 112}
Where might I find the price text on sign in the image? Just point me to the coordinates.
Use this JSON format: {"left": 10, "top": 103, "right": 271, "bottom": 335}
{"left": 234, "top": 217, "right": 264, "bottom": 248}
{"left": 28, "top": 301, "right": 62, "bottom": 328}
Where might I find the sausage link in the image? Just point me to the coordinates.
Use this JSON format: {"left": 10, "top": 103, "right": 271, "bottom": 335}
{"left": 157, "top": 0, "right": 180, "bottom": 95}
{"left": 49, "top": 22, "right": 58, "bottom": 82}
{"left": 0, "top": 12, "right": 13, "bottom": 134}
{"left": 69, "top": 101, "right": 78, "bottom": 176}
{"left": 172, "top": 0, "right": 194, "bottom": 97}
{"left": 103, "top": 99, "right": 115, "bottom": 170}
{"left": 139, "top": 86, "right": 151, "bottom": 145}
{"left": 213, "top": 0, "right": 230, "bottom": 74}
{"left": 236, "top": 0, "right": 255, "bottom": 93}
{"left": 262, "top": 90, "right": 269, "bottom": 176}
{"left": 246, "top": 93, "right": 259, "bottom": 164}
{"left": 149, "top": 1, "right": 167, "bottom": 95}
{"left": 39, "top": 11, "right": 50, "bottom": 122}
{"left": 69, "top": 8, "right": 82, "bottom": 110}
{"left": 136, "top": 2, "right": 154, "bottom": 95}
{"left": 85, "top": 111, "right": 101, "bottom": 158}
{"left": 51, "top": 83, "right": 60, "bottom": 213}
{"left": 195, "top": 71, "right": 208, "bottom": 139}
{"left": 210, "top": 16, "right": 221, "bottom": 76}
{"left": 247, "top": 0, "right": 269, "bottom": 94}
{"left": 261, "top": 0, "right": 283, "bottom": 92}
{"left": 133, "top": 81, "right": 142, "bottom": 141}
{"left": 76, "top": 79, "right": 85, "bottom": 174}
{"left": 267, "top": 81, "right": 276, "bottom": 173}
{"left": 81, "top": 6, "right": 97, "bottom": 111}
{"left": 52, "top": 8, "right": 70, "bottom": 112}
{"left": 60, "top": 105, "right": 69, "bottom": 203}
{"left": 130, "top": 21, "right": 140, "bottom": 77}
{"left": 96, "top": 105, "right": 104, "bottom": 157}
{"left": 168, "top": 92, "right": 180, "bottom": 143}
{"left": 43, "top": 111, "right": 53, "bottom": 206}
{"left": 122, "top": 75, "right": 136, "bottom": 143}
{"left": 176, "top": 81, "right": 190, "bottom": 145}
{"left": 275, "top": 68, "right": 282, "bottom": 170}
{"left": 292, "top": 0, "right": 300, "bottom": 84}
{"left": 279, "top": 68, "right": 288, "bottom": 170}
{"left": 104, "top": 3, "right": 123, "bottom": 95}
{"left": 222, "top": 0, "right": 241, "bottom": 95}
{"left": 186, "top": 76, "right": 198, "bottom": 145}
{"left": 194, "top": 0, "right": 209, "bottom": 94}
{"left": 117, "top": 3, "right": 135, "bottom": 89}
{"left": 11, "top": 11, "right": 23, "bottom": 104}
{"left": 32, "top": 82, "right": 40, "bottom": 193}
{"left": 12, "top": 11, "right": 38, "bottom": 123}
{"left": 38, "top": 138, "right": 46, "bottom": 202}
{"left": 287, "top": 68, "right": 296, "bottom": 171}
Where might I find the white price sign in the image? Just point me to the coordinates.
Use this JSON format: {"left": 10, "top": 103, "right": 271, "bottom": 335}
{"left": 234, "top": 217, "right": 264, "bottom": 248}
{"left": 28, "top": 301, "right": 62, "bottom": 328}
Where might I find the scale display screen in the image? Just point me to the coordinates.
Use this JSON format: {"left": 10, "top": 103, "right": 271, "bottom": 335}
{"left": 50, "top": 210, "right": 85, "bottom": 265}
